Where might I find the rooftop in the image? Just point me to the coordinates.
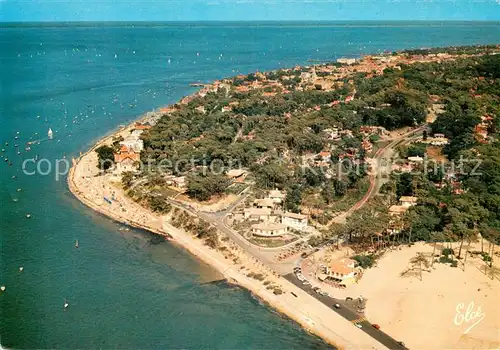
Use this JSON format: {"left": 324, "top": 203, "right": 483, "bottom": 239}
{"left": 389, "top": 205, "right": 409, "bottom": 214}
{"left": 245, "top": 207, "right": 272, "bottom": 216}
{"left": 251, "top": 222, "right": 287, "bottom": 231}
{"left": 283, "top": 212, "right": 307, "bottom": 220}
{"left": 399, "top": 196, "right": 418, "bottom": 203}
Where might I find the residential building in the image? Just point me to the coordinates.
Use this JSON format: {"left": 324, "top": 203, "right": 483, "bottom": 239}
{"left": 318, "top": 258, "right": 360, "bottom": 286}
{"left": 399, "top": 196, "right": 418, "bottom": 207}
{"left": 170, "top": 176, "right": 186, "bottom": 190}
{"left": 408, "top": 156, "right": 424, "bottom": 164}
{"left": 269, "top": 190, "right": 286, "bottom": 204}
{"left": 318, "top": 151, "right": 331, "bottom": 162}
{"left": 282, "top": 212, "right": 308, "bottom": 230}
{"left": 337, "top": 58, "right": 357, "bottom": 65}
{"left": 251, "top": 222, "right": 288, "bottom": 238}
{"left": 226, "top": 169, "right": 247, "bottom": 181}
{"left": 120, "top": 136, "right": 144, "bottom": 153}
{"left": 114, "top": 145, "right": 140, "bottom": 173}
{"left": 134, "top": 122, "right": 152, "bottom": 130}
{"left": 362, "top": 139, "right": 373, "bottom": 153}
{"left": 244, "top": 208, "right": 272, "bottom": 221}
{"left": 253, "top": 198, "right": 274, "bottom": 209}
{"left": 389, "top": 205, "right": 409, "bottom": 216}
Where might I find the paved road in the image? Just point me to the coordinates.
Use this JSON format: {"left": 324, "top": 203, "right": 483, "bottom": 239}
{"left": 167, "top": 125, "right": 427, "bottom": 347}
{"left": 284, "top": 273, "right": 407, "bottom": 350}
{"left": 333, "top": 125, "right": 426, "bottom": 224}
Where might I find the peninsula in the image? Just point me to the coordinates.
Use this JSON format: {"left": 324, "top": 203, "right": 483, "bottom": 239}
{"left": 69, "top": 45, "right": 500, "bottom": 349}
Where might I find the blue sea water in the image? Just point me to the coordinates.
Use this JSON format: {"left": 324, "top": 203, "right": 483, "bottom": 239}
{"left": 0, "top": 21, "right": 499, "bottom": 349}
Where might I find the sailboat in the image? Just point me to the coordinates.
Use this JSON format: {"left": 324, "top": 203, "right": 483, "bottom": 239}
{"left": 47, "top": 128, "right": 53, "bottom": 140}
{"left": 75, "top": 240, "right": 79, "bottom": 248}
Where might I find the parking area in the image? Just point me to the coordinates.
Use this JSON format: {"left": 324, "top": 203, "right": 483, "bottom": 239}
{"left": 284, "top": 272, "right": 406, "bottom": 350}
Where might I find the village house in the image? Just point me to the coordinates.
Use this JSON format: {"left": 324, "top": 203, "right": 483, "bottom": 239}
{"left": 389, "top": 205, "right": 409, "bottom": 216}
{"left": 169, "top": 176, "right": 186, "bottom": 190}
{"left": 408, "top": 155, "right": 424, "bottom": 165}
{"left": 120, "top": 136, "right": 144, "bottom": 153}
{"left": 337, "top": 58, "right": 357, "bottom": 65}
{"left": 399, "top": 196, "right": 418, "bottom": 207}
{"left": 318, "top": 151, "right": 331, "bottom": 162}
{"left": 134, "top": 122, "right": 152, "bottom": 130}
{"left": 269, "top": 189, "right": 286, "bottom": 205}
{"left": 226, "top": 169, "right": 247, "bottom": 182}
{"left": 323, "top": 128, "right": 341, "bottom": 140}
{"left": 244, "top": 207, "right": 272, "bottom": 221}
{"left": 282, "top": 212, "right": 308, "bottom": 230}
{"left": 318, "top": 258, "right": 360, "bottom": 287}
{"left": 114, "top": 144, "right": 140, "bottom": 173}
{"left": 251, "top": 222, "right": 288, "bottom": 238}
{"left": 130, "top": 129, "right": 144, "bottom": 138}
{"left": 253, "top": 198, "right": 274, "bottom": 209}
{"left": 361, "top": 139, "right": 373, "bottom": 153}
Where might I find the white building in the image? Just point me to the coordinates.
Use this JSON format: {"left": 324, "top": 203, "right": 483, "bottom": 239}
{"left": 120, "top": 136, "right": 144, "bottom": 153}
{"left": 337, "top": 58, "right": 357, "bottom": 65}
{"left": 253, "top": 198, "right": 274, "bottom": 209}
{"left": 244, "top": 208, "right": 272, "bottom": 221}
{"left": 282, "top": 212, "right": 308, "bottom": 230}
{"left": 399, "top": 196, "right": 418, "bottom": 207}
{"left": 251, "top": 222, "right": 287, "bottom": 238}
{"left": 319, "top": 258, "right": 360, "bottom": 286}
{"left": 268, "top": 190, "right": 286, "bottom": 204}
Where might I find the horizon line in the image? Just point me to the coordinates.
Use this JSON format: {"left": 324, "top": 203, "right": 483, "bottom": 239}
{"left": 2, "top": 19, "right": 500, "bottom": 24}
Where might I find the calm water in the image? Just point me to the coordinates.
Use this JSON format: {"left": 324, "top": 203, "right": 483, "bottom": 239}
{"left": 1, "top": 22, "right": 499, "bottom": 349}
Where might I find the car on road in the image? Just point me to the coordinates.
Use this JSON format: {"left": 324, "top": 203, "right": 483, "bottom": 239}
{"left": 334, "top": 303, "right": 341, "bottom": 309}
{"left": 397, "top": 341, "right": 405, "bottom": 347}
{"left": 372, "top": 324, "right": 380, "bottom": 330}
{"left": 356, "top": 324, "right": 362, "bottom": 328}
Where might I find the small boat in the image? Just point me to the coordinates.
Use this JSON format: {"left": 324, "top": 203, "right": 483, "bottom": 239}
{"left": 75, "top": 240, "right": 79, "bottom": 248}
{"left": 64, "top": 299, "right": 69, "bottom": 309}
{"left": 19, "top": 267, "right": 23, "bottom": 272}
{"left": 17, "top": 188, "right": 22, "bottom": 192}
{"left": 0, "top": 286, "right": 5, "bottom": 292}
{"left": 48, "top": 128, "right": 53, "bottom": 140}
{"left": 12, "top": 198, "right": 18, "bottom": 202}
{"left": 26, "top": 214, "right": 31, "bottom": 218}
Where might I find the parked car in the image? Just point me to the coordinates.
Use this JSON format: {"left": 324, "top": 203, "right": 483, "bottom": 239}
{"left": 372, "top": 324, "right": 380, "bottom": 330}
{"left": 334, "top": 304, "right": 341, "bottom": 309}
{"left": 356, "top": 324, "right": 362, "bottom": 328}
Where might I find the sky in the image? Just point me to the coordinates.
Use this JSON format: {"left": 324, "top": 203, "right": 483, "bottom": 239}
{"left": 1, "top": 0, "right": 499, "bottom": 22}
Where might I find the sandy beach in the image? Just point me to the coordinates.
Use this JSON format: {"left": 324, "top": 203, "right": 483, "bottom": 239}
{"left": 68, "top": 122, "right": 389, "bottom": 350}
{"left": 308, "top": 242, "right": 500, "bottom": 349}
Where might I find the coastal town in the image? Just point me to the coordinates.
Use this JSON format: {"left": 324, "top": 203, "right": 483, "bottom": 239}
{"left": 69, "top": 45, "right": 500, "bottom": 350}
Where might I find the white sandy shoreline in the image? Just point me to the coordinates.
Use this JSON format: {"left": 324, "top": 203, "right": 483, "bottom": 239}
{"left": 67, "top": 116, "right": 390, "bottom": 350}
